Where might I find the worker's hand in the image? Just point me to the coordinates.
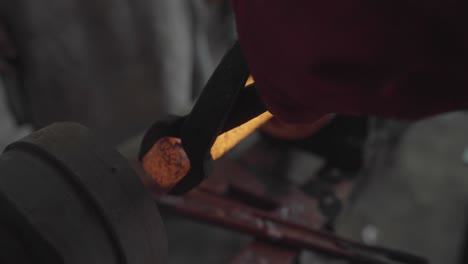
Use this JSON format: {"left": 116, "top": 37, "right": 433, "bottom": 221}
{"left": 260, "top": 114, "right": 334, "bottom": 140}
{"left": 232, "top": 0, "right": 468, "bottom": 122}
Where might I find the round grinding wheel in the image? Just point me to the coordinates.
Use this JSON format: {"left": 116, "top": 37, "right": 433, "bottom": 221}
{"left": 0, "top": 123, "right": 168, "bottom": 264}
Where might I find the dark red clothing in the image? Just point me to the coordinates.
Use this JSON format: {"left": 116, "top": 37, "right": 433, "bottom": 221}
{"left": 232, "top": 0, "right": 468, "bottom": 123}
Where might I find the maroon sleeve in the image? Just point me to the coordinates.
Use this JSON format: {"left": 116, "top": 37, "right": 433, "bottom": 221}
{"left": 232, "top": 0, "right": 468, "bottom": 123}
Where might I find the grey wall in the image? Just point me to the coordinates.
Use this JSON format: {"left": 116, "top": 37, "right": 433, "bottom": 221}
{"left": 0, "top": 0, "right": 235, "bottom": 145}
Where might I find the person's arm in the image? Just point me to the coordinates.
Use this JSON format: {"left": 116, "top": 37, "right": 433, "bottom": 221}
{"left": 232, "top": 0, "right": 468, "bottom": 123}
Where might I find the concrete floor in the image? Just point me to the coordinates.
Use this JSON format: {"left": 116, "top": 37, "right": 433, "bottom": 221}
{"left": 337, "top": 112, "right": 468, "bottom": 264}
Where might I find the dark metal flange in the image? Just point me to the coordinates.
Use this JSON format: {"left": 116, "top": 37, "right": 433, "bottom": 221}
{"left": 0, "top": 122, "right": 168, "bottom": 264}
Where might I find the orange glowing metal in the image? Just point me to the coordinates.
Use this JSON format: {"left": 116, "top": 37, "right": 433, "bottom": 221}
{"left": 142, "top": 137, "right": 191, "bottom": 192}
{"left": 246, "top": 76, "right": 254, "bottom": 86}
{"left": 210, "top": 111, "right": 273, "bottom": 160}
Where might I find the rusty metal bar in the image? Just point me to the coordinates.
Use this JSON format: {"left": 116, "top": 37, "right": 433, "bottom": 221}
{"left": 157, "top": 188, "right": 427, "bottom": 263}
{"left": 157, "top": 190, "right": 372, "bottom": 262}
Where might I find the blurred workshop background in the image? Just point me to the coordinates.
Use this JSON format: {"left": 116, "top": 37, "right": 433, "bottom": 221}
{"left": 2, "top": 1, "right": 468, "bottom": 263}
